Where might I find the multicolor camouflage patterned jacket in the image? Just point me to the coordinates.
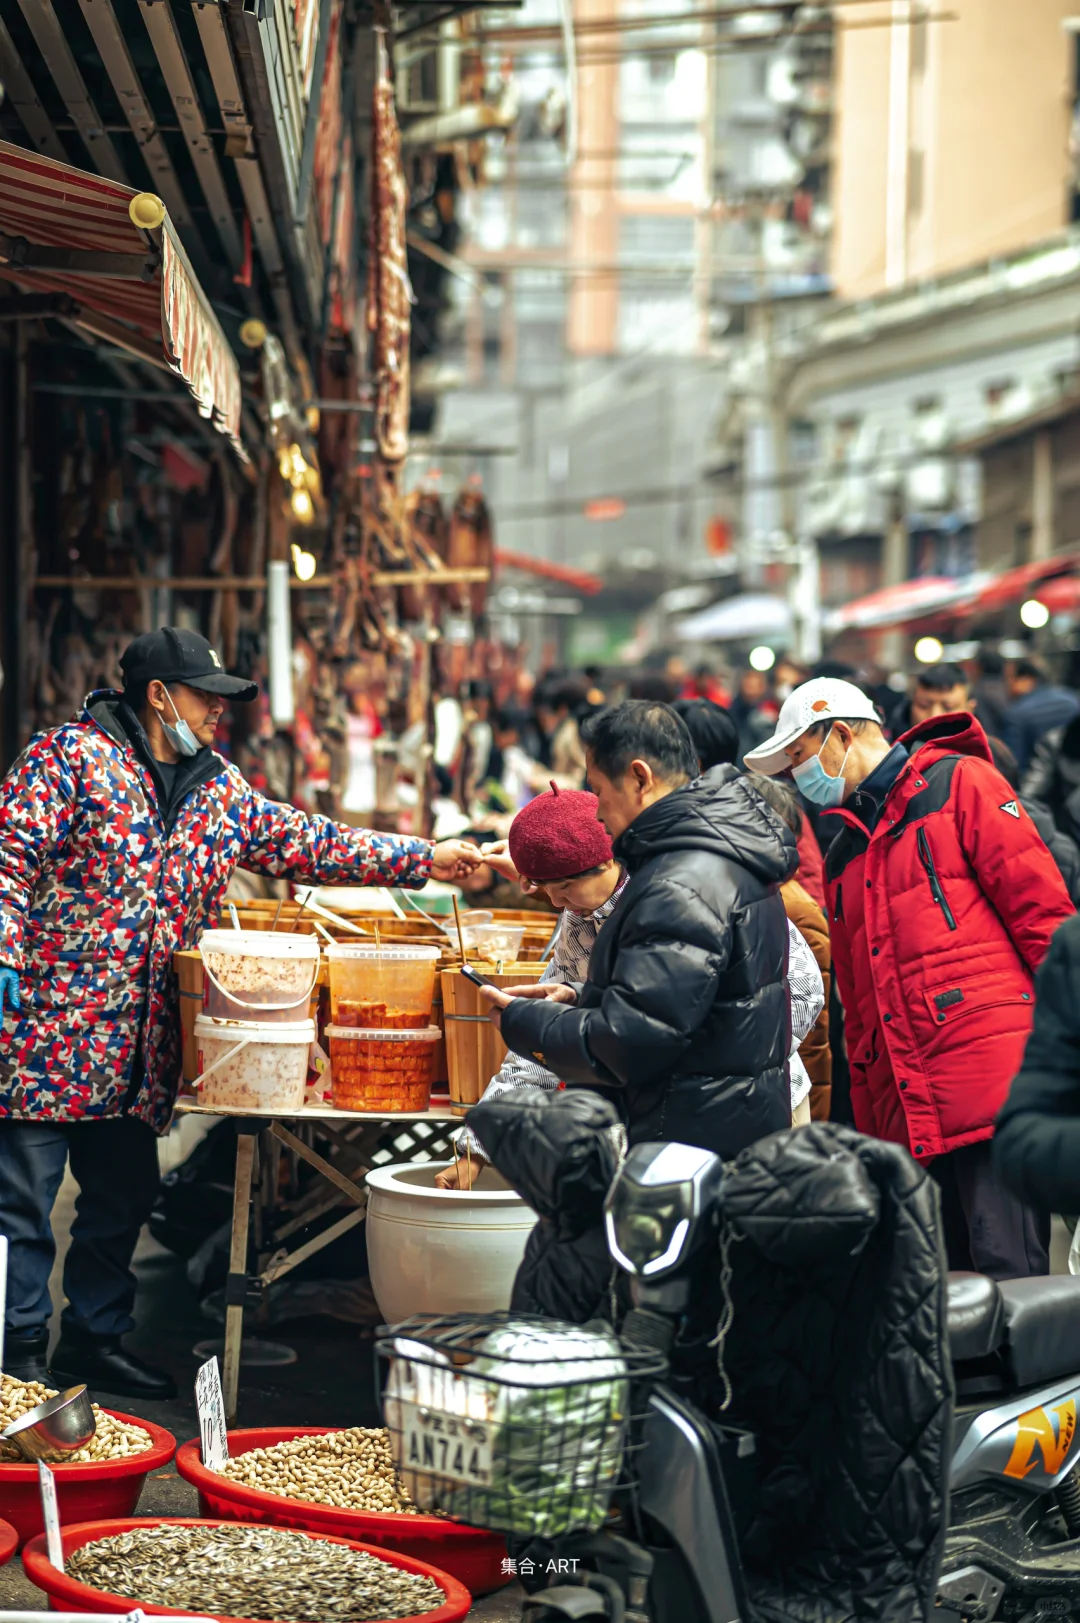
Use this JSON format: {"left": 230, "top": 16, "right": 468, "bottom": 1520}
{"left": 0, "top": 692, "right": 432, "bottom": 1131}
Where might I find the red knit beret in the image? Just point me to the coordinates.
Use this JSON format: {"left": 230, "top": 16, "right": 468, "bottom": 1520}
{"left": 508, "top": 782, "right": 614, "bottom": 882}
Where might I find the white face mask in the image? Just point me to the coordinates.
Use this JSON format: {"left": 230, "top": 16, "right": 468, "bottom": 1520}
{"left": 158, "top": 689, "right": 200, "bottom": 759}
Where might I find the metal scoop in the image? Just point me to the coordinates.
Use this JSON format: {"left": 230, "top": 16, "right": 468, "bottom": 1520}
{"left": 2, "top": 1384, "right": 95, "bottom": 1460}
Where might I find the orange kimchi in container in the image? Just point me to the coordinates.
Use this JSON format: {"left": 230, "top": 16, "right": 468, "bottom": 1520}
{"left": 325, "top": 1025, "right": 440, "bottom": 1113}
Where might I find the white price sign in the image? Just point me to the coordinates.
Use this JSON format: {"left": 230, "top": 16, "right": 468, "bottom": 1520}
{"left": 37, "top": 1460, "right": 63, "bottom": 1570}
{"left": 195, "top": 1356, "right": 229, "bottom": 1473}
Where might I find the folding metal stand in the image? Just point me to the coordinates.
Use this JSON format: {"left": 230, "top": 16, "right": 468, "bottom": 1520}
{"left": 174, "top": 1101, "right": 459, "bottom": 1423}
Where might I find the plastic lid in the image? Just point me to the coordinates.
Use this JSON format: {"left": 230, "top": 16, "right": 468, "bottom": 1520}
{"left": 195, "top": 1016, "right": 316, "bottom": 1042}
{"left": 325, "top": 1024, "right": 440, "bottom": 1042}
{"left": 324, "top": 944, "right": 440, "bottom": 961}
{"left": 200, "top": 930, "right": 319, "bottom": 960}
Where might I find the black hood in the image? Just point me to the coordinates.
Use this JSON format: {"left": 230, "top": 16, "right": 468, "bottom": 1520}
{"left": 613, "top": 764, "right": 797, "bottom": 886}
{"left": 85, "top": 689, "right": 132, "bottom": 748}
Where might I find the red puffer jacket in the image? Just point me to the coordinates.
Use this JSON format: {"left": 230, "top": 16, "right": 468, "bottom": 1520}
{"left": 824, "top": 713, "right": 1074, "bottom": 1162}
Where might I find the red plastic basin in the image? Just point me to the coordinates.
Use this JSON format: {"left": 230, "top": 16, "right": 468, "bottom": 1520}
{"left": 0, "top": 1518, "right": 17, "bottom": 1567}
{"left": 175, "top": 1428, "right": 508, "bottom": 1596}
{"left": 0, "top": 1412, "right": 175, "bottom": 1548}
{"left": 23, "top": 1515, "right": 472, "bottom": 1623}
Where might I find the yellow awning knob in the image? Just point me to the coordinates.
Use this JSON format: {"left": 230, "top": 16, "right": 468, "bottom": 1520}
{"left": 129, "top": 192, "right": 166, "bottom": 231}
{"left": 239, "top": 318, "right": 269, "bottom": 349}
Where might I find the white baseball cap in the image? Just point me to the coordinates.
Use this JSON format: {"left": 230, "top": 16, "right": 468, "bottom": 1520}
{"left": 743, "top": 677, "right": 881, "bottom": 776}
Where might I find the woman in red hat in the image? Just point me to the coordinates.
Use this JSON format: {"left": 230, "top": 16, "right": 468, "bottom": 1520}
{"left": 437, "top": 775, "right": 823, "bottom": 1183}
{"left": 436, "top": 783, "right": 626, "bottom": 1188}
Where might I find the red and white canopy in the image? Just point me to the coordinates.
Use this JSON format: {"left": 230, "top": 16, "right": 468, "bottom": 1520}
{"left": 825, "top": 574, "right": 992, "bottom": 633}
{"left": 0, "top": 140, "right": 242, "bottom": 450}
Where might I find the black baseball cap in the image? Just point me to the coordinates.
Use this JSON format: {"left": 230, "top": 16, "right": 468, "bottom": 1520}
{"left": 120, "top": 628, "right": 259, "bottom": 701}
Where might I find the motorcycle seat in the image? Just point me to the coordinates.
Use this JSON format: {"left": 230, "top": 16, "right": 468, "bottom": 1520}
{"left": 948, "top": 1270, "right": 1080, "bottom": 1389}
{"left": 997, "top": 1274, "right": 1080, "bottom": 1388}
{"left": 947, "top": 1271, "right": 1005, "bottom": 1361}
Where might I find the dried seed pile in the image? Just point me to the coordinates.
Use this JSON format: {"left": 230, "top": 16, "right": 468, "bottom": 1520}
{"left": 0, "top": 1375, "right": 152, "bottom": 1465}
{"left": 217, "top": 1427, "right": 419, "bottom": 1514}
{"left": 67, "top": 1522, "right": 444, "bottom": 1622}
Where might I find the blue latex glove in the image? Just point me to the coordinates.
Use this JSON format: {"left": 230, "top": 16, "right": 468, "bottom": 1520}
{"left": 0, "top": 968, "right": 20, "bottom": 1016}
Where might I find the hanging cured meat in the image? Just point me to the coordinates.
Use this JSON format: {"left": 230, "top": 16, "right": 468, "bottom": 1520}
{"left": 448, "top": 488, "right": 494, "bottom": 619}
{"left": 397, "top": 487, "right": 445, "bottom": 621}
{"left": 369, "top": 30, "right": 412, "bottom": 465}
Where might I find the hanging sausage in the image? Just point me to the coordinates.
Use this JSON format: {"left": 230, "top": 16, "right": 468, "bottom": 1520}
{"left": 369, "top": 29, "right": 412, "bottom": 466}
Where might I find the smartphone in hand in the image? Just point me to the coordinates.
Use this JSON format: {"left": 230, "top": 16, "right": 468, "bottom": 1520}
{"left": 460, "top": 963, "right": 497, "bottom": 989}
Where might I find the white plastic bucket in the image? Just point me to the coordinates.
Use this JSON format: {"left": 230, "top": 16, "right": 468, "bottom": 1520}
{"left": 193, "top": 1016, "right": 315, "bottom": 1111}
{"left": 199, "top": 929, "right": 319, "bottom": 1023}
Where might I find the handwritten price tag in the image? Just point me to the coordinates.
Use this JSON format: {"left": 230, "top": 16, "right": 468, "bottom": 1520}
{"left": 195, "top": 1356, "right": 229, "bottom": 1472}
{"left": 37, "top": 1460, "right": 63, "bottom": 1569}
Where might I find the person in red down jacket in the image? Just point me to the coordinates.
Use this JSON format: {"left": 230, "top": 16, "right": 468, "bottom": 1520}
{"left": 746, "top": 675, "right": 1075, "bottom": 1278}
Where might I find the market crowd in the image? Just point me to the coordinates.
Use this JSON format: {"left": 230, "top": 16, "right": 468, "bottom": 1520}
{"left": 5, "top": 628, "right": 1080, "bottom": 1401}
{"left": 440, "top": 647, "right": 1080, "bottom": 1291}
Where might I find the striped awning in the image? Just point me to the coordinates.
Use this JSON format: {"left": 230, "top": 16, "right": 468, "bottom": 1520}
{"left": 955, "top": 553, "right": 1080, "bottom": 618}
{"left": 0, "top": 140, "right": 242, "bottom": 450}
{"left": 824, "top": 574, "right": 993, "bottom": 634}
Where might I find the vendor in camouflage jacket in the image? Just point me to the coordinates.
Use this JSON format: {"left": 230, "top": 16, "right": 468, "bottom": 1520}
{"left": 0, "top": 627, "right": 479, "bottom": 1400}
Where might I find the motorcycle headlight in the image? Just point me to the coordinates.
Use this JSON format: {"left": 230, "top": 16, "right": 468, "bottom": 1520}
{"left": 603, "top": 1141, "right": 722, "bottom": 1279}
{"left": 605, "top": 1180, "right": 692, "bottom": 1277}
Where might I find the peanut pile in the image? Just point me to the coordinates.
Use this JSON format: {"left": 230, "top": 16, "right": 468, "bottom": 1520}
{"left": 0, "top": 1374, "right": 153, "bottom": 1464}
{"left": 217, "top": 1427, "right": 419, "bottom": 1514}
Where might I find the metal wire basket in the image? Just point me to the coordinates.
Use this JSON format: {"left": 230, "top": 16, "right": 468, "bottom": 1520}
{"left": 376, "top": 1312, "right": 667, "bottom": 1539}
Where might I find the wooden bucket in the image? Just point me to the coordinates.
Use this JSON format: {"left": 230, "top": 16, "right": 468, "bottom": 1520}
{"left": 174, "top": 950, "right": 204, "bottom": 1083}
{"left": 442, "top": 963, "right": 547, "bottom": 1107}
{"left": 430, "top": 979, "right": 449, "bottom": 1085}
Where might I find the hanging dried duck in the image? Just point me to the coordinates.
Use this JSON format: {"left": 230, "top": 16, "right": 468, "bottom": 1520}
{"left": 369, "top": 30, "right": 413, "bottom": 467}
{"left": 398, "top": 487, "right": 448, "bottom": 620}
{"left": 448, "top": 486, "right": 494, "bottom": 620}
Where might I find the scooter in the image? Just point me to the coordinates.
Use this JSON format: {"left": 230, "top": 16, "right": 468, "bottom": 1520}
{"left": 378, "top": 1139, "right": 1080, "bottom": 1623}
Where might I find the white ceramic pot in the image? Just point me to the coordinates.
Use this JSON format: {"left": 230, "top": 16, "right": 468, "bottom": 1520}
{"left": 365, "top": 1161, "right": 537, "bottom": 1323}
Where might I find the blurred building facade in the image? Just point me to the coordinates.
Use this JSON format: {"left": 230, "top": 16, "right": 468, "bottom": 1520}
{"left": 429, "top": 0, "right": 1080, "bottom": 664}
{"left": 430, "top": 0, "right": 832, "bottom": 661}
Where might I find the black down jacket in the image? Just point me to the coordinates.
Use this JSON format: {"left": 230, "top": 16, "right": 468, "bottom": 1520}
{"left": 467, "top": 1091, "right": 622, "bottom": 1323}
{"left": 499, "top": 765, "right": 797, "bottom": 1159}
{"left": 471, "top": 1093, "right": 952, "bottom": 1623}
{"left": 995, "top": 910, "right": 1080, "bottom": 1212}
{"left": 719, "top": 1124, "right": 951, "bottom": 1623}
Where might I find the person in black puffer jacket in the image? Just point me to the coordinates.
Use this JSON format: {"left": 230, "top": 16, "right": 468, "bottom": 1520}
{"left": 480, "top": 701, "right": 797, "bottom": 1160}
{"left": 995, "top": 911, "right": 1080, "bottom": 1214}
{"left": 987, "top": 735, "right": 1080, "bottom": 905}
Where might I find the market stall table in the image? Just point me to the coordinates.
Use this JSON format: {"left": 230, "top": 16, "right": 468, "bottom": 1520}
{"left": 174, "top": 1099, "right": 460, "bottom": 1422}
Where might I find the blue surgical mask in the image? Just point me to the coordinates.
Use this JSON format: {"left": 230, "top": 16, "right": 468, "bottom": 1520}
{"left": 792, "top": 725, "right": 850, "bottom": 808}
{"left": 160, "top": 689, "right": 200, "bottom": 759}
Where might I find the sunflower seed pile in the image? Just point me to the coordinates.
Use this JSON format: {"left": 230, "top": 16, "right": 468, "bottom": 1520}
{"left": 67, "top": 1523, "right": 445, "bottom": 1622}
{"left": 0, "top": 1375, "right": 152, "bottom": 1464}
{"left": 217, "top": 1428, "right": 418, "bottom": 1514}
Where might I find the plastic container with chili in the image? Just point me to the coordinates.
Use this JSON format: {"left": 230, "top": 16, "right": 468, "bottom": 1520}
{"left": 325, "top": 945, "right": 440, "bottom": 1030}
{"left": 326, "top": 1025, "right": 441, "bottom": 1112}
